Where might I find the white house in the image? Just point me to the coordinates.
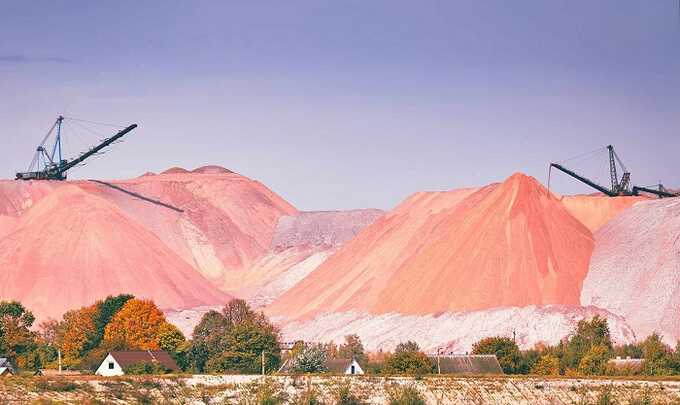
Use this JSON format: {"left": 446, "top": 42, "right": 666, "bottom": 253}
{"left": 0, "top": 358, "right": 15, "bottom": 376}
{"left": 325, "top": 357, "right": 365, "bottom": 375}
{"left": 95, "top": 351, "right": 180, "bottom": 376}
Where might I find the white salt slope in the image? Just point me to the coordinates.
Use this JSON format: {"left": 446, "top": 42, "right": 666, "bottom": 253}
{"left": 272, "top": 209, "right": 384, "bottom": 250}
{"left": 238, "top": 209, "right": 383, "bottom": 301}
{"left": 274, "top": 306, "right": 636, "bottom": 354}
{"left": 581, "top": 197, "right": 680, "bottom": 342}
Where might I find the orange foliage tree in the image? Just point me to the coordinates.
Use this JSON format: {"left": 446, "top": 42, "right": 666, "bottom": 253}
{"left": 60, "top": 305, "right": 98, "bottom": 366}
{"left": 102, "top": 299, "right": 175, "bottom": 350}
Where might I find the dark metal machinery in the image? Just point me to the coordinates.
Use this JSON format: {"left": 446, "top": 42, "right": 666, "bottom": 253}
{"left": 549, "top": 145, "right": 677, "bottom": 198}
{"left": 16, "top": 116, "right": 137, "bottom": 181}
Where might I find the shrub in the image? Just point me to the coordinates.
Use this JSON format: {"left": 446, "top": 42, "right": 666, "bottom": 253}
{"left": 387, "top": 385, "right": 425, "bottom": 405}
{"left": 629, "top": 387, "right": 653, "bottom": 405}
{"left": 123, "top": 361, "right": 170, "bottom": 375}
{"left": 238, "top": 379, "right": 287, "bottom": 405}
{"left": 471, "top": 336, "right": 521, "bottom": 374}
{"left": 386, "top": 341, "right": 432, "bottom": 375}
{"left": 595, "top": 385, "right": 615, "bottom": 405}
{"left": 291, "top": 386, "right": 325, "bottom": 405}
{"left": 333, "top": 382, "right": 365, "bottom": 405}
{"left": 292, "top": 344, "right": 327, "bottom": 373}
{"left": 531, "top": 354, "right": 560, "bottom": 375}
{"left": 33, "top": 379, "right": 80, "bottom": 392}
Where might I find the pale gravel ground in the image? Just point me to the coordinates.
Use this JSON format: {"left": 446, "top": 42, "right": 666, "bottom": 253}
{"left": 5, "top": 375, "right": 680, "bottom": 404}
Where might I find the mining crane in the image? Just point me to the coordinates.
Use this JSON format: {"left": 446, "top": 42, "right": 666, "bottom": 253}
{"left": 15, "top": 116, "right": 137, "bottom": 181}
{"left": 549, "top": 145, "right": 677, "bottom": 198}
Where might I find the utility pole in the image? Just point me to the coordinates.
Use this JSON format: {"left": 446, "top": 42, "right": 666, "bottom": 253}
{"left": 437, "top": 347, "right": 442, "bottom": 374}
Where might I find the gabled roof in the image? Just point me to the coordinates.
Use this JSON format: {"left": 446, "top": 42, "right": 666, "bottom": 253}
{"left": 431, "top": 354, "right": 504, "bottom": 375}
{"left": 0, "top": 358, "right": 15, "bottom": 373}
{"left": 324, "top": 358, "right": 356, "bottom": 373}
{"left": 107, "top": 351, "right": 180, "bottom": 372}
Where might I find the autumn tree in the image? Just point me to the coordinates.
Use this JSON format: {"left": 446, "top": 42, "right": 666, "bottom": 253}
{"left": 531, "top": 354, "right": 560, "bottom": 375}
{"left": 91, "top": 294, "right": 134, "bottom": 349}
{"left": 386, "top": 341, "right": 432, "bottom": 375}
{"left": 577, "top": 345, "right": 610, "bottom": 375}
{"left": 102, "top": 298, "right": 174, "bottom": 350}
{"left": 338, "top": 334, "right": 367, "bottom": 364}
{"left": 472, "top": 337, "right": 521, "bottom": 374}
{"left": 0, "top": 301, "right": 37, "bottom": 368}
{"left": 59, "top": 305, "right": 98, "bottom": 367}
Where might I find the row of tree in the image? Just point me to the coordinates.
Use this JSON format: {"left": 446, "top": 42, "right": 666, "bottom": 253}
{"left": 2, "top": 297, "right": 680, "bottom": 377}
{"left": 471, "top": 316, "right": 680, "bottom": 376}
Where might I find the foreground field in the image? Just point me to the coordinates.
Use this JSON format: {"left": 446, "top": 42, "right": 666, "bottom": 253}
{"left": 2, "top": 375, "right": 680, "bottom": 404}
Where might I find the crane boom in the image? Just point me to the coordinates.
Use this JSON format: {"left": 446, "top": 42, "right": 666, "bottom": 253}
{"left": 632, "top": 185, "right": 677, "bottom": 198}
{"left": 16, "top": 121, "right": 137, "bottom": 181}
{"left": 549, "top": 163, "right": 617, "bottom": 197}
{"left": 57, "top": 124, "right": 137, "bottom": 175}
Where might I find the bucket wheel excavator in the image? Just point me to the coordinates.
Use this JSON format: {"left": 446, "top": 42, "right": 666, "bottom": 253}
{"left": 549, "top": 145, "right": 677, "bottom": 198}
{"left": 15, "top": 116, "right": 137, "bottom": 181}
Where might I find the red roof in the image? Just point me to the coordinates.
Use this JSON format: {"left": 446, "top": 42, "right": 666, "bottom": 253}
{"left": 108, "top": 351, "right": 180, "bottom": 372}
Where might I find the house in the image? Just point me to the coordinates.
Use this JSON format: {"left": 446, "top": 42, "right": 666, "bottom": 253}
{"left": 278, "top": 357, "right": 365, "bottom": 375}
{"left": 324, "top": 358, "right": 364, "bottom": 375}
{"left": 430, "top": 354, "right": 504, "bottom": 375}
{"left": 607, "top": 356, "right": 645, "bottom": 374}
{"left": 95, "top": 351, "right": 180, "bottom": 376}
{"left": 0, "top": 358, "right": 15, "bottom": 376}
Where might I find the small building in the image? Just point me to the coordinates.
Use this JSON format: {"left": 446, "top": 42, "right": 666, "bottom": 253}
{"left": 430, "top": 354, "right": 504, "bottom": 375}
{"left": 607, "top": 356, "right": 645, "bottom": 374}
{"left": 0, "top": 358, "right": 15, "bottom": 376}
{"left": 95, "top": 350, "right": 180, "bottom": 376}
{"left": 324, "top": 358, "right": 364, "bottom": 375}
{"left": 35, "top": 369, "right": 82, "bottom": 376}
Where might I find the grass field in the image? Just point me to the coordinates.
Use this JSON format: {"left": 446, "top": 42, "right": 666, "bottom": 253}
{"left": 2, "top": 374, "right": 680, "bottom": 404}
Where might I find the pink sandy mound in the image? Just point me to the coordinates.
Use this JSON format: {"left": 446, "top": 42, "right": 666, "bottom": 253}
{"left": 78, "top": 167, "right": 298, "bottom": 291}
{"left": 0, "top": 185, "right": 231, "bottom": 321}
{"left": 560, "top": 195, "right": 643, "bottom": 232}
{"left": 581, "top": 197, "right": 680, "bottom": 342}
{"left": 266, "top": 173, "right": 594, "bottom": 320}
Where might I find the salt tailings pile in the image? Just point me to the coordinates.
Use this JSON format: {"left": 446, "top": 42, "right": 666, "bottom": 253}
{"left": 0, "top": 167, "right": 381, "bottom": 321}
{"left": 266, "top": 173, "right": 595, "bottom": 319}
{"left": 560, "top": 195, "right": 643, "bottom": 232}
{"left": 0, "top": 184, "right": 231, "bottom": 320}
{"left": 581, "top": 197, "right": 680, "bottom": 342}
{"left": 275, "top": 306, "right": 636, "bottom": 354}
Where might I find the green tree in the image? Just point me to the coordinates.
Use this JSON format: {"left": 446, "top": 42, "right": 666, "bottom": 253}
{"left": 386, "top": 341, "right": 432, "bottom": 375}
{"left": 190, "top": 299, "right": 281, "bottom": 374}
{"left": 471, "top": 336, "right": 521, "bottom": 374}
{"left": 563, "top": 316, "right": 612, "bottom": 371}
{"left": 338, "top": 334, "right": 367, "bottom": 364}
{"left": 291, "top": 344, "right": 327, "bottom": 373}
{"left": 90, "top": 294, "right": 134, "bottom": 349}
{"left": 642, "top": 332, "right": 673, "bottom": 376}
{"left": 577, "top": 345, "right": 609, "bottom": 375}
{"left": 0, "top": 301, "right": 36, "bottom": 368}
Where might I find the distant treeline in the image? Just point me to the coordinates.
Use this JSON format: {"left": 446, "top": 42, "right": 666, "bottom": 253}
{"left": 0, "top": 297, "right": 678, "bottom": 377}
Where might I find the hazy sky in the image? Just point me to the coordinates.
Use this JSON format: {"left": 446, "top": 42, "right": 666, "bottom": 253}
{"left": 1, "top": 1, "right": 678, "bottom": 210}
